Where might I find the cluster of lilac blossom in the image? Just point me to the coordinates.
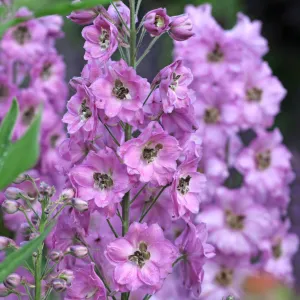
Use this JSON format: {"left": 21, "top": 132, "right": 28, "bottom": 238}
{"left": 173, "top": 4, "right": 299, "bottom": 299}
{"left": 0, "top": 6, "right": 67, "bottom": 194}
{"left": 0, "top": 1, "right": 298, "bottom": 299}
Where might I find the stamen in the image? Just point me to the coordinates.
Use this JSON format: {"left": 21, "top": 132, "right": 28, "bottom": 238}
{"left": 177, "top": 175, "right": 192, "bottom": 195}
{"left": 93, "top": 173, "right": 114, "bottom": 190}
{"left": 215, "top": 267, "right": 234, "bottom": 287}
{"left": 79, "top": 99, "right": 92, "bottom": 120}
{"left": 225, "top": 210, "right": 245, "bottom": 230}
{"left": 142, "top": 144, "right": 163, "bottom": 163}
{"left": 112, "top": 79, "right": 131, "bottom": 100}
{"left": 207, "top": 43, "right": 224, "bottom": 63}
{"left": 13, "top": 25, "right": 31, "bottom": 45}
{"left": 246, "top": 87, "right": 263, "bottom": 102}
{"left": 204, "top": 107, "right": 220, "bottom": 124}
{"left": 255, "top": 150, "right": 271, "bottom": 170}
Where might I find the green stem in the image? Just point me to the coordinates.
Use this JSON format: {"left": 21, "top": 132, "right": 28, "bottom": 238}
{"left": 107, "top": 219, "right": 119, "bottom": 238}
{"left": 139, "top": 185, "right": 169, "bottom": 222}
{"left": 121, "top": 2, "right": 136, "bottom": 300}
{"left": 34, "top": 242, "right": 44, "bottom": 300}
{"left": 130, "top": 183, "right": 148, "bottom": 204}
{"left": 137, "top": 35, "right": 161, "bottom": 67}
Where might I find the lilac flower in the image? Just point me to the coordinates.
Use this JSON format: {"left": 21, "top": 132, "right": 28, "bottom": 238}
{"left": 196, "top": 187, "right": 272, "bottom": 256}
{"left": 144, "top": 8, "right": 170, "bottom": 36}
{"left": 105, "top": 222, "right": 178, "bottom": 293}
{"left": 237, "top": 61, "right": 286, "bottom": 129}
{"left": 1, "top": 19, "right": 47, "bottom": 62}
{"left": 152, "top": 60, "right": 194, "bottom": 113}
{"left": 171, "top": 157, "right": 206, "bottom": 219}
{"left": 82, "top": 15, "right": 118, "bottom": 61}
{"left": 175, "top": 222, "right": 215, "bottom": 297}
{"left": 227, "top": 13, "right": 268, "bottom": 58}
{"left": 119, "top": 122, "right": 181, "bottom": 186}
{"left": 90, "top": 59, "right": 150, "bottom": 124}
{"left": 65, "top": 263, "right": 107, "bottom": 300}
{"left": 169, "top": 14, "right": 194, "bottom": 41}
{"left": 62, "top": 83, "right": 97, "bottom": 137}
{"left": 70, "top": 148, "right": 131, "bottom": 209}
{"left": 236, "top": 129, "right": 293, "bottom": 197}
{"left": 200, "top": 256, "right": 249, "bottom": 300}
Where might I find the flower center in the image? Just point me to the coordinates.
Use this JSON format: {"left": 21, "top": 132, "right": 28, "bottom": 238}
{"left": 272, "top": 242, "right": 282, "bottom": 259}
{"left": 142, "top": 143, "right": 163, "bottom": 163}
{"left": 41, "top": 62, "right": 52, "bottom": 81}
{"left": 50, "top": 134, "right": 59, "bottom": 148}
{"left": 246, "top": 87, "right": 263, "bottom": 102}
{"left": 225, "top": 210, "right": 245, "bottom": 230}
{"left": 93, "top": 173, "right": 114, "bottom": 190}
{"left": 112, "top": 79, "right": 131, "bottom": 100}
{"left": 13, "top": 25, "right": 31, "bottom": 45}
{"left": 154, "top": 15, "right": 165, "bottom": 28}
{"left": 207, "top": 43, "right": 224, "bottom": 63}
{"left": 79, "top": 99, "right": 92, "bottom": 120}
{"left": 177, "top": 175, "right": 192, "bottom": 195}
{"left": 128, "top": 242, "right": 151, "bottom": 268}
{"left": 99, "top": 28, "right": 110, "bottom": 50}
{"left": 169, "top": 73, "right": 181, "bottom": 91}
{"left": 0, "top": 83, "right": 9, "bottom": 99}
{"left": 204, "top": 107, "right": 220, "bottom": 124}
{"left": 255, "top": 150, "right": 271, "bottom": 170}
{"left": 22, "top": 106, "right": 35, "bottom": 125}
{"left": 215, "top": 267, "right": 234, "bottom": 287}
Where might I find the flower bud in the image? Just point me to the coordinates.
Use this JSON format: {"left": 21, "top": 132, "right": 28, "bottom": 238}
{"left": 52, "top": 278, "right": 67, "bottom": 293}
{"left": 40, "top": 182, "right": 56, "bottom": 197}
{"left": 169, "top": 14, "right": 194, "bottom": 41}
{"left": 31, "top": 214, "right": 39, "bottom": 226}
{"left": 0, "top": 284, "right": 9, "bottom": 297}
{"left": 49, "top": 250, "right": 64, "bottom": 262}
{"left": 4, "top": 273, "right": 21, "bottom": 289}
{"left": 68, "top": 7, "right": 98, "bottom": 25}
{"left": 5, "top": 187, "right": 23, "bottom": 200}
{"left": 71, "top": 198, "right": 88, "bottom": 212}
{"left": 0, "top": 236, "right": 14, "bottom": 250}
{"left": 59, "top": 270, "right": 74, "bottom": 285}
{"left": 13, "top": 173, "right": 28, "bottom": 184}
{"left": 69, "top": 245, "right": 88, "bottom": 258}
{"left": 60, "top": 188, "right": 75, "bottom": 201}
{"left": 2, "top": 200, "right": 20, "bottom": 214}
{"left": 20, "top": 223, "right": 32, "bottom": 237}
{"left": 107, "top": 1, "right": 130, "bottom": 27}
{"left": 144, "top": 8, "right": 170, "bottom": 36}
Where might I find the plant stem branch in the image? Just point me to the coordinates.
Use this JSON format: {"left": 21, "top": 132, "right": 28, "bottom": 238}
{"left": 107, "top": 219, "right": 119, "bottom": 238}
{"left": 137, "top": 36, "right": 161, "bottom": 67}
{"left": 130, "top": 183, "right": 148, "bottom": 204}
{"left": 139, "top": 185, "right": 169, "bottom": 222}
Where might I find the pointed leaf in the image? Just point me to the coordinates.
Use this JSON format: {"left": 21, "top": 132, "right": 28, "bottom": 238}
{"left": 0, "top": 106, "right": 42, "bottom": 189}
{"left": 0, "top": 225, "right": 53, "bottom": 282}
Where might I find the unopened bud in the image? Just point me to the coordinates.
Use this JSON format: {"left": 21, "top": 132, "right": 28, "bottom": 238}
{"left": 71, "top": 198, "right": 88, "bottom": 212}
{"left": 29, "top": 232, "right": 39, "bottom": 240}
{"left": 0, "top": 236, "right": 14, "bottom": 250}
{"left": 0, "top": 284, "right": 9, "bottom": 297}
{"left": 49, "top": 250, "right": 64, "bottom": 262}
{"left": 52, "top": 278, "right": 67, "bottom": 292}
{"left": 2, "top": 200, "right": 20, "bottom": 214}
{"left": 169, "top": 14, "right": 194, "bottom": 41}
{"left": 59, "top": 270, "right": 74, "bottom": 285}
{"left": 20, "top": 223, "right": 32, "bottom": 237}
{"left": 4, "top": 273, "right": 21, "bottom": 289}
{"left": 13, "top": 174, "right": 28, "bottom": 184}
{"left": 69, "top": 245, "right": 88, "bottom": 258}
{"left": 60, "top": 188, "right": 75, "bottom": 201}
{"left": 40, "top": 182, "right": 56, "bottom": 197}
{"left": 5, "top": 187, "right": 23, "bottom": 200}
{"left": 68, "top": 9, "right": 98, "bottom": 25}
{"left": 31, "top": 214, "right": 39, "bottom": 226}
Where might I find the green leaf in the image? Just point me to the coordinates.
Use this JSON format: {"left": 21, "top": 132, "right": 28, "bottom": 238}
{"left": 0, "top": 0, "right": 111, "bottom": 38}
{"left": 0, "top": 225, "right": 53, "bottom": 282}
{"left": 0, "top": 106, "right": 42, "bottom": 190}
{"left": 0, "top": 99, "right": 18, "bottom": 163}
